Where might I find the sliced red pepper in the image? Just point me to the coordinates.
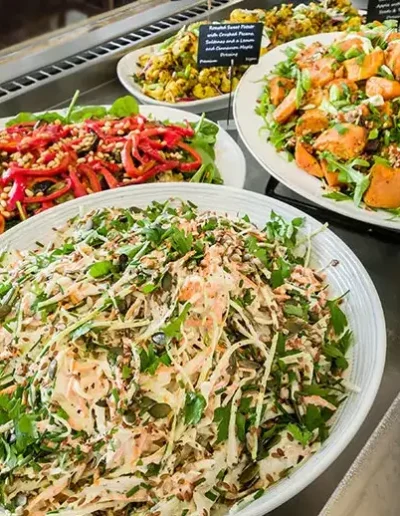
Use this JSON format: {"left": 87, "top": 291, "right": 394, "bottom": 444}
{"left": 79, "top": 164, "right": 102, "bottom": 192}
{"left": 23, "top": 177, "right": 72, "bottom": 204}
{"left": 0, "top": 141, "right": 19, "bottom": 153}
{"left": 7, "top": 177, "right": 27, "bottom": 211}
{"left": 139, "top": 140, "right": 165, "bottom": 162}
{"left": 42, "top": 152, "right": 57, "bottom": 165}
{"left": 167, "top": 124, "right": 195, "bottom": 137}
{"left": 3, "top": 153, "right": 70, "bottom": 181}
{"left": 98, "top": 167, "right": 119, "bottom": 189}
{"left": 91, "top": 160, "right": 120, "bottom": 174}
{"left": 69, "top": 167, "right": 87, "bottom": 198}
{"left": 177, "top": 142, "right": 202, "bottom": 172}
{"left": 140, "top": 128, "right": 168, "bottom": 139}
{"left": 164, "top": 130, "right": 182, "bottom": 148}
{"left": 35, "top": 201, "right": 54, "bottom": 213}
{"left": 119, "top": 160, "right": 180, "bottom": 185}
{"left": 121, "top": 139, "right": 141, "bottom": 178}
{"left": 28, "top": 176, "right": 58, "bottom": 189}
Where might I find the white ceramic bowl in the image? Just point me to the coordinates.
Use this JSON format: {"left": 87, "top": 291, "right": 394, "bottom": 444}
{"left": 117, "top": 45, "right": 231, "bottom": 114}
{"left": 0, "top": 184, "right": 386, "bottom": 515}
{"left": 234, "top": 32, "right": 400, "bottom": 230}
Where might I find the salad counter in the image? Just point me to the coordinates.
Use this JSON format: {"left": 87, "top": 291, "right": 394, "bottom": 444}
{"left": 0, "top": 0, "right": 399, "bottom": 515}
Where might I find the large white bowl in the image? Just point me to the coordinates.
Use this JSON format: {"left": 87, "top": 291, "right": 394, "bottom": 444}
{"left": 234, "top": 32, "right": 400, "bottom": 230}
{"left": 0, "top": 184, "right": 385, "bottom": 515}
{"left": 0, "top": 105, "right": 246, "bottom": 189}
{"left": 117, "top": 45, "right": 231, "bottom": 113}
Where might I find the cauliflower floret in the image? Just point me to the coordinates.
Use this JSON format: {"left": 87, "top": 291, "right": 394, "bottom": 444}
{"left": 193, "top": 84, "right": 219, "bottom": 99}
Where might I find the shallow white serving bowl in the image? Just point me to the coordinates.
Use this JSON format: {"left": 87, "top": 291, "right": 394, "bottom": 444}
{"left": 117, "top": 44, "right": 231, "bottom": 113}
{"left": 0, "top": 105, "right": 246, "bottom": 189}
{"left": 234, "top": 32, "right": 400, "bottom": 230}
{"left": 0, "top": 183, "right": 385, "bottom": 515}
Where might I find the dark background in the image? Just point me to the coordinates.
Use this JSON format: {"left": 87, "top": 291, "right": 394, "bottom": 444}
{"left": 0, "top": 0, "right": 137, "bottom": 50}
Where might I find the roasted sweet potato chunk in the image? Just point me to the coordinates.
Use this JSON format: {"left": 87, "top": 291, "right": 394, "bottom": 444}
{"left": 273, "top": 88, "right": 297, "bottom": 124}
{"left": 336, "top": 37, "right": 365, "bottom": 53}
{"left": 344, "top": 49, "right": 384, "bottom": 81}
{"left": 364, "top": 163, "right": 400, "bottom": 208}
{"left": 365, "top": 77, "right": 400, "bottom": 100}
{"left": 385, "top": 41, "right": 400, "bottom": 80}
{"left": 308, "top": 57, "right": 336, "bottom": 87}
{"left": 314, "top": 124, "right": 367, "bottom": 160}
{"left": 269, "top": 77, "right": 295, "bottom": 106}
{"left": 295, "top": 140, "right": 323, "bottom": 178}
{"left": 321, "top": 159, "right": 341, "bottom": 187}
{"left": 295, "top": 109, "right": 329, "bottom": 137}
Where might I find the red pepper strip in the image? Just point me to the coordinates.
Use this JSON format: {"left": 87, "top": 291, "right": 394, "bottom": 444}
{"left": 91, "top": 159, "right": 120, "bottom": 174}
{"left": 146, "top": 139, "right": 165, "bottom": 150}
{"left": 42, "top": 152, "right": 56, "bottom": 165}
{"left": 0, "top": 214, "right": 5, "bottom": 234}
{"left": 98, "top": 167, "right": 119, "bottom": 189}
{"left": 23, "top": 178, "right": 72, "bottom": 204}
{"left": 79, "top": 164, "right": 102, "bottom": 192}
{"left": 0, "top": 141, "right": 19, "bottom": 153}
{"left": 164, "top": 130, "right": 182, "bottom": 148}
{"left": 119, "top": 160, "right": 181, "bottom": 185}
{"left": 3, "top": 153, "right": 70, "bottom": 181}
{"left": 69, "top": 167, "right": 87, "bottom": 198}
{"left": 28, "top": 176, "right": 59, "bottom": 189}
{"left": 177, "top": 142, "right": 202, "bottom": 172}
{"left": 84, "top": 120, "right": 108, "bottom": 139}
{"left": 139, "top": 140, "right": 165, "bottom": 162}
{"left": 167, "top": 124, "right": 195, "bottom": 137}
{"left": 36, "top": 201, "right": 54, "bottom": 213}
{"left": 7, "top": 176, "right": 27, "bottom": 211}
{"left": 121, "top": 139, "right": 141, "bottom": 178}
{"left": 139, "top": 128, "right": 168, "bottom": 139}
{"left": 5, "top": 122, "right": 36, "bottom": 134}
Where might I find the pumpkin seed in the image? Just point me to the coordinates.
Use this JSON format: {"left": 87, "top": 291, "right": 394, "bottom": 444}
{"left": 239, "top": 463, "right": 259, "bottom": 486}
{"left": 48, "top": 359, "right": 58, "bottom": 380}
{"left": 0, "top": 304, "right": 11, "bottom": 321}
{"left": 148, "top": 403, "right": 171, "bottom": 419}
{"left": 161, "top": 272, "right": 173, "bottom": 290}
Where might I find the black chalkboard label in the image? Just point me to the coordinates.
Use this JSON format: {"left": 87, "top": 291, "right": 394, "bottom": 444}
{"left": 367, "top": 0, "right": 400, "bottom": 22}
{"left": 197, "top": 23, "right": 263, "bottom": 68}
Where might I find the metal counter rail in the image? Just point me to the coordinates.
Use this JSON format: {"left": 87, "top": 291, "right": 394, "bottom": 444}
{"left": 0, "top": 1, "right": 399, "bottom": 515}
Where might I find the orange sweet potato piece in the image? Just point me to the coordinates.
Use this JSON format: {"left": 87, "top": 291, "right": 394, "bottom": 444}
{"left": 327, "top": 78, "right": 358, "bottom": 93}
{"left": 364, "top": 163, "right": 400, "bottom": 208}
{"left": 385, "top": 41, "right": 400, "bottom": 80}
{"left": 295, "top": 42, "right": 325, "bottom": 69}
{"left": 273, "top": 88, "right": 297, "bottom": 124}
{"left": 336, "top": 37, "right": 365, "bottom": 53}
{"left": 295, "top": 109, "right": 329, "bottom": 137}
{"left": 295, "top": 140, "right": 323, "bottom": 178}
{"left": 269, "top": 77, "right": 295, "bottom": 106}
{"left": 313, "top": 123, "right": 367, "bottom": 160}
{"left": 321, "top": 159, "right": 341, "bottom": 187}
{"left": 308, "top": 57, "right": 336, "bottom": 87}
{"left": 344, "top": 49, "right": 384, "bottom": 81}
{"left": 365, "top": 76, "right": 400, "bottom": 100}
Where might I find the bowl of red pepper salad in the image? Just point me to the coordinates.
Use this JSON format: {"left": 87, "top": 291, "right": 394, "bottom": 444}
{"left": 0, "top": 100, "right": 243, "bottom": 234}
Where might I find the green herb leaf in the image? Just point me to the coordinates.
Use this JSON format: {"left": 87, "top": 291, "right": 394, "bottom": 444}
{"left": 327, "top": 298, "right": 348, "bottom": 335}
{"left": 108, "top": 96, "right": 139, "bottom": 117}
{"left": 163, "top": 303, "right": 191, "bottom": 339}
{"left": 214, "top": 404, "right": 231, "bottom": 443}
{"left": 70, "top": 106, "right": 107, "bottom": 122}
{"left": 368, "top": 128, "right": 379, "bottom": 140}
{"left": 184, "top": 391, "right": 206, "bottom": 425}
{"left": 5, "top": 112, "right": 37, "bottom": 127}
{"left": 287, "top": 423, "right": 312, "bottom": 446}
{"left": 323, "top": 191, "right": 351, "bottom": 202}
{"left": 88, "top": 260, "right": 113, "bottom": 278}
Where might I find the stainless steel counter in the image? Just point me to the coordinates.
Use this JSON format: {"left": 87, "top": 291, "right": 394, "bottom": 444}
{"left": 0, "top": 0, "right": 399, "bottom": 514}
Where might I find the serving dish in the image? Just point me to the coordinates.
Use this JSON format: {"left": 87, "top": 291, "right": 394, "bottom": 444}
{"left": 117, "top": 0, "right": 362, "bottom": 113}
{"left": 0, "top": 183, "right": 385, "bottom": 515}
{"left": 234, "top": 30, "right": 400, "bottom": 230}
{"left": 0, "top": 102, "right": 245, "bottom": 233}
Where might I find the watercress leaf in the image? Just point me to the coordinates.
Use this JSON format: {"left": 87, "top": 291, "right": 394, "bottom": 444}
{"left": 108, "top": 96, "right": 139, "bottom": 117}
{"left": 323, "top": 191, "right": 351, "bottom": 201}
{"left": 70, "top": 106, "right": 107, "bottom": 122}
{"left": 6, "top": 112, "right": 37, "bottom": 127}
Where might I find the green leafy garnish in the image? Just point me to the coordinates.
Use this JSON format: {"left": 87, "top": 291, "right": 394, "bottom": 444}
{"left": 184, "top": 392, "right": 206, "bottom": 425}
{"left": 88, "top": 260, "right": 113, "bottom": 278}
